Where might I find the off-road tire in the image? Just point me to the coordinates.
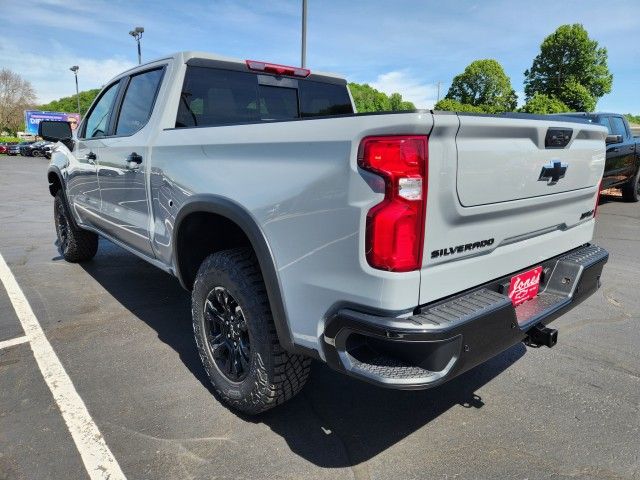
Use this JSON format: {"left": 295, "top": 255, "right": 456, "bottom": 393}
{"left": 192, "top": 248, "right": 311, "bottom": 414}
{"left": 621, "top": 168, "right": 640, "bottom": 202}
{"left": 54, "top": 191, "right": 99, "bottom": 262}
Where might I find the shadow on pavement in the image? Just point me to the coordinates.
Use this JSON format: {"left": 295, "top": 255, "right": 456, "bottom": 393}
{"left": 82, "top": 238, "right": 526, "bottom": 468}
{"left": 258, "top": 344, "right": 524, "bottom": 468}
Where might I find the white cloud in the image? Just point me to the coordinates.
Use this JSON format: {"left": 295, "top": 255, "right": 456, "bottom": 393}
{"left": 370, "top": 71, "right": 439, "bottom": 109}
{"left": 1, "top": 1, "right": 115, "bottom": 37}
{"left": 0, "top": 41, "right": 135, "bottom": 103}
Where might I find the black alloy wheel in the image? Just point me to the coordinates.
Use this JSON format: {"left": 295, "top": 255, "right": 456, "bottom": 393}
{"left": 53, "top": 191, "right": 99, "bottom": 262}
{"left": 203, "top": 286, "right": 251, "bottom": 382}
{"left": 55, "top": 199, "right": 70, "bottom": 254}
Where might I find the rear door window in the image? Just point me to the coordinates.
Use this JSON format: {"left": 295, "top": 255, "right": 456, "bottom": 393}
{"left": 116, "top": 68, "right": 164, "bottom": 136}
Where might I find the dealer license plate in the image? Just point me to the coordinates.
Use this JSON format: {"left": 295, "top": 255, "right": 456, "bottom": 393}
{"left": 507, "top": 266, "right": 543, "bottom": 306}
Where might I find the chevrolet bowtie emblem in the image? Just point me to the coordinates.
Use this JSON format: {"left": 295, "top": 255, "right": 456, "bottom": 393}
{"left": 539, "top": 160, "right": 568, "bottom": 184}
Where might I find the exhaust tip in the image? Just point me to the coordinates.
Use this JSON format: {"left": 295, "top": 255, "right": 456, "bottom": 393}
{"left": 525, "top": 324, "right": 558, "bottom": 348}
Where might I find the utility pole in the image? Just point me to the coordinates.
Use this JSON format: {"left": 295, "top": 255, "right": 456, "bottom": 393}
{"left": 301, "top": 0, "right": 307, "bottom": 68}
{"left": 129, "top": 26, "right": 144, "bottom": 64}
{"left": 436, "top": 81, "right": 442, "bottom": 103}
{"left": 69, "top": 66, "right": 80, "bottom": 114}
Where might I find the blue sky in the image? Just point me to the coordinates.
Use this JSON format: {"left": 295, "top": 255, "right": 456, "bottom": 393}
{"left": 1, "top": 0, "right": 638, "bottom": 113}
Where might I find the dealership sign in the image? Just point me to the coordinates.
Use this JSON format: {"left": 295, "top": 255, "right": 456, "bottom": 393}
{"left": 24, "top": 111, "right": 81, "bottom": 136}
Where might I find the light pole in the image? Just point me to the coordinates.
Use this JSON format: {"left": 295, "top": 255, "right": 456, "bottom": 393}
{"left": 129, "top": 26, "right": 144, "bottom": 64}
{"left": 69, "top": 66, "right": 80, "bottom": 115}
{"left": 301, "top": 0, "right": 307, "bottom": 68}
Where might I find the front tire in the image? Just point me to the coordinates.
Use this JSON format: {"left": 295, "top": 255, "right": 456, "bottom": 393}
{"left": 621, "top": 168, "right": 640, "bottom": 202}
{"left": 54, "top": 191, "right": 99, "bottom": 262}
{"left": 192, "top": 248, "right": 311, "bottom": 414}
{"left": 32, "top": 150, "right": 41, "bottom": 157}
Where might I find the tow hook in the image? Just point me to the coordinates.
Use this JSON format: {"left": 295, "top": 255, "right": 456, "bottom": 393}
{"left": 525, "top": 324, "right": 558, "bottom": 348}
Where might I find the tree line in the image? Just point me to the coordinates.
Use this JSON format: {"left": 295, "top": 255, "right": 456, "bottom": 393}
{"left": 435, "top": 24, "right": 613, "bottom": 114}
{"left": 625, "top": 114, "right": 640, "bottom": 125}
{"left": 38, "top": 89, "right": 102, "bottom": 116}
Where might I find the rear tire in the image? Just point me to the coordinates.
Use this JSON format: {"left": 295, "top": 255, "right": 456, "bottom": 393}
{"left": 54, "top": 191, "right": 99, "bottom": 262}
{"left": 32, "top": 150, "right": 41, "bottom": 157}
{"left": 621, "top": 168, "right": 640, "bottom": 202}
{"left": 192, "top": 248, "right": 311, "bottom": 414}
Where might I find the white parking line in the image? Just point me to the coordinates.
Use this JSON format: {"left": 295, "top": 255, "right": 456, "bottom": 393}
{"left": 0, "top": 335, "right": 29, "bottom": 350}
{"left": 0, "top": 253, "right": 126, "bottom": 480}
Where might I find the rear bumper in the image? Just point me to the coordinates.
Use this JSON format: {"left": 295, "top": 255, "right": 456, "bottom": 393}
{"left": 323, "top": 244, "right": 608, "bottom": 389}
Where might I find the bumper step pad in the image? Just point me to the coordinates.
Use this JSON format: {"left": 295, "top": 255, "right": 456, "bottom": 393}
{"left": 414, "top": 289, "right": 510, "bottom": 331}
{"left": 350, "top": 356, "right": 436, "bottom": 380}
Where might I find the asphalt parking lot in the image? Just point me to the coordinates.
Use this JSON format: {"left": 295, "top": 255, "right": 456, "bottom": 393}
{"left": 0, "top": 155, "right": 638, "bottom": 480}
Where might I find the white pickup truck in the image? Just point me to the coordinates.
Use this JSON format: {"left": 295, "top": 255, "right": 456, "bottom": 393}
{"left": 40, "top": 51, "right": 609, "bottom": 414}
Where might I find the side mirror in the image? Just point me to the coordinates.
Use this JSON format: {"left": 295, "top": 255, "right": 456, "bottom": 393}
{"left": 38, "top": 120, "right": 72, "bottom": 142}
{"left": 605, "top": 134, "right": 622, "bottom": 145}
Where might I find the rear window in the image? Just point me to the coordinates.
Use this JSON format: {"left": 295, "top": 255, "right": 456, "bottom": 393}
{"left": 596, "top": 116, "right": 612, "bottom": 133}
{"left": 257, "top": 85, "right": 299, "bottom": 120}
{"left": 175, "top": 66, "right": 352, "bottom": 128}
{"left": 299, "top": 80, "right": 352, "bottom": 117}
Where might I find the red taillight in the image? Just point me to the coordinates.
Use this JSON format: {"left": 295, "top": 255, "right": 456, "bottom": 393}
{"left": 358, "top": 136, "right": 428, "bottom": 272}
{"left": 245, "top": 60, "right": 310, "bottom": 78}
{"left": 594, "top": 179, "right": 603, "bottom": 218}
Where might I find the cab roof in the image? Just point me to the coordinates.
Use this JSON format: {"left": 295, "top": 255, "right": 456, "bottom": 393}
{"left": 107, "top": 51, "right": 345, "bottom": 85}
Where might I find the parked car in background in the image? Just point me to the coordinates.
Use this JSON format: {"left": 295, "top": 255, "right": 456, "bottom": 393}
{"left": 8, "top": 143, "right": 26, "bottom": 156}
{"left": 558, "top": 113, "right": 640, "bottom": 201}
{"left": 18, "top": 141, "right": 35, "bottom": 156}
{"left": 35, "top": 141, "right": 53, "bottom": 157}
{"left": 24, "top": 141, "right": 42, "bottom": 157}
{"left": 0, "top": 144, "right": 8, "bottom": 154}
{"left": 7, "top": 142, "right": 33, "bottom": 155}
{"left": 21, "top": 141, "right": 51, "bottom": 157}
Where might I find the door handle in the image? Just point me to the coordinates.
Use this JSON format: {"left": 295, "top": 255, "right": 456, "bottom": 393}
{"left": 611, "top": 147, "right": 619, "bottom": 152}
{"left": 127, "top": 152, "right": 142, "bottom": 164}
{"left": 126, "top": 152, "right": 143, "bottom": 169}
{"left": 86, "top": 151, "right": 97, "bottom": 164}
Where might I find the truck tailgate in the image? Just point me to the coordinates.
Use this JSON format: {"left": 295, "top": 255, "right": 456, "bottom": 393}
{"left": 456, "top": 115, "right": 605, "bottom": 206}
{"left": 420, "top": 113, "right": 606, "bottom": 305}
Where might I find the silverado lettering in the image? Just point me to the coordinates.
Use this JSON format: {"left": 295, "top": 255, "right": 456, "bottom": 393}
{"left": 431, "top": 238, "right": 495, "bottom": 259}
